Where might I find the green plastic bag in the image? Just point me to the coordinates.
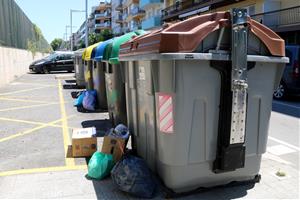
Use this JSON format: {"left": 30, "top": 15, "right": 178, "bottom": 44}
{"left": 88, "top": 152, "right": 114, "bottom": 180}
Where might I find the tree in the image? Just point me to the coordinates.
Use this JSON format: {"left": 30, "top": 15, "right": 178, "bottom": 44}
{"left": 88, "top": 30, "right": 113, "bottom": 46}
{"left": 50, "top": 38, "right": 63, "bottom": 51}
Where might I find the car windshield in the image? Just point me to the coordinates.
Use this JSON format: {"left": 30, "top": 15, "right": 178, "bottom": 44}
{"left": 45, "top": 53, "right": 58, "bottom": 61}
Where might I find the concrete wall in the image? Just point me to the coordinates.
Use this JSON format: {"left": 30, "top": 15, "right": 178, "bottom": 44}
{"left": 0, "top": 46, "right": 46, "bottom": 87}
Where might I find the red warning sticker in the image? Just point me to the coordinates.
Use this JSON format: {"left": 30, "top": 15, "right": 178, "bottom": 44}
{"left": 158, "top": 94, "right": 174, "bottom": 133}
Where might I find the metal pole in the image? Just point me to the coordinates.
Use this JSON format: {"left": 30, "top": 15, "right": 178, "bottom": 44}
{"left": 85, "top": 0, "right": 88, "bottom": 47}
{"left": 70, "top": 10, "right": 73, "bottom": 50}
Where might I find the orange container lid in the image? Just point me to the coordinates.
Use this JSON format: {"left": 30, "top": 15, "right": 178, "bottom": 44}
{"left": 120, "top": 11, "right": 285, "bottom": 57}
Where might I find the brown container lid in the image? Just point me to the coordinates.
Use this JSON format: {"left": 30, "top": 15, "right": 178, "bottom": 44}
{"left": 120, "top": 11, "right": 285, "bottom": 57}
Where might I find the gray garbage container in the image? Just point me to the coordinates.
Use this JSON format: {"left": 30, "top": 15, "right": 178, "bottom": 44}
{"left": 92, "top": 61, "right": 107, "bottom": 110}
{"left": 74, "top": 49, "right": 85, "bottom": 88}
{"left": 84, "top": 61, "right": 93, "bottom": 90}
{"left": 120, "top": 9, "right": 288, "bottom": 192}
{"left": 102, "top": 31, "right": 145, "bottom": 126}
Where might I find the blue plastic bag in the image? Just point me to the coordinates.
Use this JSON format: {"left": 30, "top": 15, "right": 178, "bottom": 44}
{"left": 83, "top": 90, "right": 97, "bottom": 111}
{"left": 88, "top": 152, "right": 114, "bottom": 180}
{"left": 74, "top": 91, "right": 85, "bottom": 107}
{"left": 111, "top": 155, "right": 156, "bottom": 198}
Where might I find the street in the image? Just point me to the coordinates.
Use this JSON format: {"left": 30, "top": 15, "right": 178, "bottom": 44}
{"left": 0, "top": 73, "right": 298, "bottom": 199}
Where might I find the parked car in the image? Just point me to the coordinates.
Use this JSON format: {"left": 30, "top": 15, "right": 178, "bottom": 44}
{"left": 29, "top": 51, "right": 74, "bottom": 74}
{"left": 273, "top": 45, "right": 300, "bottom": 99}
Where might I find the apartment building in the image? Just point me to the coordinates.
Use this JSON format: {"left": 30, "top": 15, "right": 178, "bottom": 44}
{"left": 112, "top": 0, "right": 123, "bottom": 35}
{"left": 161, "top": 0, "right": 300, "bottom": 44}
{"left": 94, "top": 1, "right": 112, "bottom": 33}
{"left": 140, "top": 0, "right": 163, "bottom": 30}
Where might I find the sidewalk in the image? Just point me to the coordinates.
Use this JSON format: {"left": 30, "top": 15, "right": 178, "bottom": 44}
{"left": 0, "top": 154, "right": 298, "bottom": 199}
{"left": 0, "top": 73, "right": 299, "bottom": 199}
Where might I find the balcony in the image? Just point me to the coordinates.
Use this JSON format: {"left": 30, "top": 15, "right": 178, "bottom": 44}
{"left": 95, "top": 13, "right": 111, "bottom": 19}
{"left": 161, "top": 0, "right": 245, "bottom": 21}
{"left": 115, "top": 15, "right": 124, "bottom": 23}
{"left": 95, "top": 2, "right": 112, "bottom": 11}
{"left": 115, "top": 0, "right": 123, "bottom": 11}
{"left": 130, "top": 7, "right": 146, "bottom": 19}
{"left": 131, "top": 22, "right": 142, "bottom": 30}
{"left": 140, "top": 0, "right": 162, "bottom": 9}
{"left": 251, "top": 6, "right": 300, "bottom": 32}
{"left": 95, "top": 22, "right": 111, "bottom": 29}
{"left": 142, "top": 15, "right": 161, "bottom": 30}
{"left": 123, "top": 0, "right": 139, "bottom": 8}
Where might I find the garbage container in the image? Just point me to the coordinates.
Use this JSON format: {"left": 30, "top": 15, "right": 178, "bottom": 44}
{"left": 74, "top": 48, "right": 85, "bottom": 88}
{"left": 91, "top": 39, "right": 114, "bottom": 110}
{"left": 103, "top": 31, "right": 145, "bottom": 126}
{"left": 119, "top": 10, "right": 288, "bottom": 192}
{"left": 82, "top": 42, "right": 101, "bottom": 90}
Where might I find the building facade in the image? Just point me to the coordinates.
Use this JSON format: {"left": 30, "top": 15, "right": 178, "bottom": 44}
{"left": 140, "top": 0, "right": 163, "bottom": 30}
{"left": 161, "top": 0, "right": 300, "bottom": 44}
{"left": 94, "top": 1, "right": 112, "bottom": 33}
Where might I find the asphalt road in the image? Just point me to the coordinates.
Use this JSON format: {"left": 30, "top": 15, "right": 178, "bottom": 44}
{"left": 268, "top": 99, "right": 300, "bottom": 170}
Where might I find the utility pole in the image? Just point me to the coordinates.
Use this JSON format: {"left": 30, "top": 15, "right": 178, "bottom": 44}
{"left": 85, "top": 0, "right": 88, "bottom": 48}
{"left": 70, "top": 9, "right": 85, "bottom": 51}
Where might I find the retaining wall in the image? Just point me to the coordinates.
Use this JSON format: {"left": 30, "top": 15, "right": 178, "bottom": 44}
{"left": 0, "top": 46, "right": 46, "bottom": 87}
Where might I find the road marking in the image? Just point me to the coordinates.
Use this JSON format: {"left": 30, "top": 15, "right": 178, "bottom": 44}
{"left": 0, "top": 102, "right": 59, "bottom": 112}
{"left": 273, "top": 101, "right": 300, "bottom": 109}
{"left": 0, "top": 85, "right": 54, "bottom": 96}
{"left": 58, "top": 80, "right": 75, "bottom": 166}
{"left": 0, "top": 118, "right": 63, "bottom": 143}
{"left": 267, "top": 144, "right": 297, "bottom": 156}
{"left": 269, "top": 136, "right": 300, "bottom": 152}
{"left": 0, "top": 97, "right": 56, "bottom": 104}
{"left": 10, "top": 81, "right": 56, "bottom": 87}
{"left": 0, "top": 165, "right": 87, "bottom": 177}
{"left": 0, "top": 116, "right": 78, "bottom": 130}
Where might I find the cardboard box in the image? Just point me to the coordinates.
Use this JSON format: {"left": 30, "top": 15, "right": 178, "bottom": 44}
{"left": 72, "top": 127, "right": 97, "bottom": 157}
{"left": 101, "top": 136, "right": 126, "bottom": 162}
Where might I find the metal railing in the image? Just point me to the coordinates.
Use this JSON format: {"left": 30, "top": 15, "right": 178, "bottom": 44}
{"left": 130, "top": 6, "right": 146, "bottom": 16}
{"left": 251, "top": 6, "right": 300, "bottom": 29}
{"left": 161, "top": 0, "right": 244, "bottom": 21}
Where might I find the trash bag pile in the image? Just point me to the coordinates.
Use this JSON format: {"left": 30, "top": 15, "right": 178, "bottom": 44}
{"left": 86, "top": 124, "right": 157, "bottom": 198}
{"left": 74, "top": 90, "right": 97, "bottom": 111}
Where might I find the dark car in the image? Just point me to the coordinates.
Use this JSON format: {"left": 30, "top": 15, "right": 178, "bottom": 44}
{"left": 29, "top": 51, "right": 74, "bottom": 74}
{"left": 273, "top": 45, "right": 300, "bottom": 99}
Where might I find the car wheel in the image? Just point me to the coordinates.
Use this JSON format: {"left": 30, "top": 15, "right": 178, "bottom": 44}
{"left": 273, "top": 82, "right": 286, "bottom": 99}
{"left": 43, "top": 66, "right": 50, "bottom": 74}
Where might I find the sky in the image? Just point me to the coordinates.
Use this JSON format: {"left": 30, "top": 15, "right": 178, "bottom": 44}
{"left": 15, "top": 0, "right": 101, "bottom": 44}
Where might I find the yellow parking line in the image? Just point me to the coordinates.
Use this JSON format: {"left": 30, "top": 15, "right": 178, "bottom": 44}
{"left": 0, "top": 117, "right": 62, "bottom": 128}
{"left": 0, "top": 85, "right": 54, "bottom": 96}
{"left": 0, "top": 118, "right": 63, "bottom": 143}
{"left": 12, "top": 82, "right": 57, "bottom": 87}
{"left": 58, "top": 80, "right": 75, "bottom": 166}
{"left": 0, "top": 97, "right": 56, "bottom": 104}
{"left": 0, "top": 165, "right": 87, "bottom": 177}
{"left": 0, "top": 117, "right": 79, "bottom": 130}
{"left": 0, "top": 102, "right": 59, "bottom": 112}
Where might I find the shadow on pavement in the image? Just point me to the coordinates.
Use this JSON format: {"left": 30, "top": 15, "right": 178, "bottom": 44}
{"left": 81, "top": 119, "right": 112, "bottom": 137}
{"left": 65, "top": 80, "right": 76, "bottom": 84}
{"left": 63, "top": 84, "right": 83, "bottom": 90}
{"left": 77, "top": 107, "right": 107, "bottom": 113}
{"left": 272, "top": 96, "right": 300, "bottom": 118}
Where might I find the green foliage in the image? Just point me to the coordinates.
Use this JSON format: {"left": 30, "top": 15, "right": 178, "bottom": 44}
{"left": 27, "top": 39, "right": 38, "bottom": 57}
{"left": 50, "top": 38, "right": 63, "bottom": 51}
{"left": 88, "top": 30, "right": 113, "bottom": 45}
{"left": 33, "top": 24, "right": 42, "bottom": 41}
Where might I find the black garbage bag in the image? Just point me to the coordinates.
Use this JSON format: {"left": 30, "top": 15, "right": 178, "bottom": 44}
{"left": 111, "top": 155, "right": 156, "bottom": 198}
